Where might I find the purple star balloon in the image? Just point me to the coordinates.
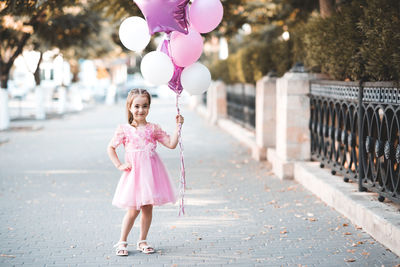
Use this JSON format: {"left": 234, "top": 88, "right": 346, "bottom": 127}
{"left": 159, "top": 39, "right": 184, "bottom": 95}
{"left": 134, "top": 0, "right": 190, "bottom": 35}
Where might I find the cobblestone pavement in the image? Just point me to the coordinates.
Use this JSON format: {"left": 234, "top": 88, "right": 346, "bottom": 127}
{"left": 0, "top": 99, "right": 399, "bottom": 267}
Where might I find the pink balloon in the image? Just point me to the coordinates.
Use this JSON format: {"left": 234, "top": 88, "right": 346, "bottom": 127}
{"left": 189, "top": 0, "right": 223, "bottom": 33}
{"left": 170, "top": 27, "right": 203, "bottom": 67}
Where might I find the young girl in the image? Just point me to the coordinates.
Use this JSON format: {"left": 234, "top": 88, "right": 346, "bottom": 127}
{"left": 107, "top": 88, "right": 184, "bottom": 256}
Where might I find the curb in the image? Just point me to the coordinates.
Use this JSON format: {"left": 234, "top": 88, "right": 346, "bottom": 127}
{"left": 197, "top": 110, "right": 400, "bottom": 257}
{"left": 294, "top": 161, "right": 400, "bottom": 257}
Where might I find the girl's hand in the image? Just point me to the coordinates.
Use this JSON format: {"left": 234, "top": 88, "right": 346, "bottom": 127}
{"left": 118, "top": 162, "right": 132, "bottom": 171}
{"left": 176, "top": 115, "right": 184, "bottom": 125}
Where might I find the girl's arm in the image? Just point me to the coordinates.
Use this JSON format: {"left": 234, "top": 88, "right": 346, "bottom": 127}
{"left": 107, "top": 145, "right": 131, "bottom": 171}
{"left": 163, "top": 115, "right": 184, "bottom": 149}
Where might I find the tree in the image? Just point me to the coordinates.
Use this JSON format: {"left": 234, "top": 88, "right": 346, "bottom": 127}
{"left": 0, "top": 0, "right": 103, "bottom": 89}
{"left": 319, "top": 0, "right": 334, "bottom": 18}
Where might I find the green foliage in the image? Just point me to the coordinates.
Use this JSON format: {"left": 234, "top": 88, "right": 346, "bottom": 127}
{"left": 35, "top": 12, "right": 101, "bottom": 51}
{"left": 91, "top": 0, "right": 140, "bottom": 21}
{"left": 302, "top": 0, "right": 400, "bottom": 81}
{"left": 209, "top": 59, "right": 231, "bottom": 84}
{"left": 358, "top": 0, "right": 400, "bottom": 81}
{"left": 209, "top": 39, "right": 291, "bottom": 84}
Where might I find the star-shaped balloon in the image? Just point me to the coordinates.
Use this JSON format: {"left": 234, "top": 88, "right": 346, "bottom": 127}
{"left": 159, "top": 39, "right": 184, "bottom": 94}
{"left": 134, "top": 0, "right": 190, "bottom": 35}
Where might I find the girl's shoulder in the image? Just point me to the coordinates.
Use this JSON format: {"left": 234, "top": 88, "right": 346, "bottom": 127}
{"left": 147, "top": 122, "right": 164, "bottom": 130}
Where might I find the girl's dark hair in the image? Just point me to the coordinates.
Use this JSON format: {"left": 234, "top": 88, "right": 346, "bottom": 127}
{"left": 126, "top": 88, "right": 151, "bottom": 126}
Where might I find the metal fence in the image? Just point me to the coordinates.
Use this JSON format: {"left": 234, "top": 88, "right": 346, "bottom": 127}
{"left": 226, "top": 84, "right": 256, "bottom": 129}
{"left": 309, "top": 80, "right": 400, "bottom": 204}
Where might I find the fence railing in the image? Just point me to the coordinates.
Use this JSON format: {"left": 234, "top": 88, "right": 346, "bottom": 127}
{"left": 226, "top": 84, "right": 255, "bottom": 129}
{"left": 309, "top": 80, "right": 400, "bottom": 204}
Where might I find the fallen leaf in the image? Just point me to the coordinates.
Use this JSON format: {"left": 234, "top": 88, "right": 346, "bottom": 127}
{"left": 344, "top": 258, "right": 356, "bottom": 262}
{"left": 170, "top": 225, "right": 176, "bottom": 229}
{"left": 280, "top": 230, "right": 288, "bottom": 234}
{"left": 344, "top": 232, "right": 352, "bottom": 235}
{"left": 347, "top": 249, "right": 356, "bottom": 253}
{"left": 343, "top": 223, "right": 349, "bottom": 227}
{"left": 307, "top": 213, "right": 314, "bottom": 217}
{"left": 308, "top": 218, "right": 317, "bottom": 222}
{"left": 362, "top": 252, "right": 370, "bottom": 256}
{"left": 0, "top": 254, "right": 16, "bottom": 258}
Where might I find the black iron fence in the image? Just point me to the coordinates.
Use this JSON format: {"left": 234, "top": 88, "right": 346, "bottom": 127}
{"left": 309, "top": 80, "right": 400, "bottom": 204}
{"left": 226, "top": 84, "right": 256, "bottom": 129}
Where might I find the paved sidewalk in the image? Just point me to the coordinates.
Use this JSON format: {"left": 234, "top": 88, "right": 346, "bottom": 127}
{"left": 0, "top": 99, "right": 399, "bottom": 266}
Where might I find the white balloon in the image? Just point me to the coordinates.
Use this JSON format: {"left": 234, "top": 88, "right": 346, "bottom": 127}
{"left": 140, "top": 51, "right": 174, "bottom": 86}
{"left": 119, "top": 16, "right": 151, "bottom": 52}
{"left": 181, "top": 62, "right": 211, "bottom": 95}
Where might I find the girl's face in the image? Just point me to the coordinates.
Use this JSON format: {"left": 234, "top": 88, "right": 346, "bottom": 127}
{"left": 130, "top": 95, "right": 150, "bottom": 123}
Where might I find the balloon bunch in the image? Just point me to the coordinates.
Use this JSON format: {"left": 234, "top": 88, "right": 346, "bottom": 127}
{"left": 119, "top": 0, "right": 224, "bottom": 215}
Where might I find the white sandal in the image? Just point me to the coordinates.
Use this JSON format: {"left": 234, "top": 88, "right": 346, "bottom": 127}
{"left": 136, "top": 240, "right": 155, "bottom": 254}
{"left": 114, "top": 241, "right": 128, "bottom": 256}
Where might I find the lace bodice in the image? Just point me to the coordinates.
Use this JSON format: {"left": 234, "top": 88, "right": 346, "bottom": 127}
{"left": 110, "top": 123, "right": 170, "bottom": 153}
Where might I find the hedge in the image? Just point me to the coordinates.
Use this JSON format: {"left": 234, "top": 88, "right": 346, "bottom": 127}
{"left": 210, "top": 0, "right": 400, "bottom": 84}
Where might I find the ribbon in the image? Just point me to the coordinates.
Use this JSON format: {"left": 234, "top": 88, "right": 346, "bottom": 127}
{"left": 163, "top": 33, "right": 186, "bottom": 215}
{"left": 176, "top": 93, "right": 186, "bottom": 216}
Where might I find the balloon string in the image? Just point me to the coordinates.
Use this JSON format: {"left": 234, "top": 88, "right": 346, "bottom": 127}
{"left": 176, "top": 93, "right": 186, "bottom": 216}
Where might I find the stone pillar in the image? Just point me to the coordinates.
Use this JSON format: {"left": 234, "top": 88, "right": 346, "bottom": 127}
{"left": 0, "top": 89, "right": 10, "bottom": 130}
{"left": 188, "top": 94, "right": 203, "bottom": 110}
{"left": 254, "top": 76, "right": 276, "bottom": 160}
{"left": 209, "top": 81, "right": 227, "bottom": 124}
{"left": 35, "top": 86, "right": 46, "bottom": 120}
{"left": 268, "top": 70, "right": 323, "bottom": 179}
{"left": 57, "top": 86, "right": 67, "bottom": 114}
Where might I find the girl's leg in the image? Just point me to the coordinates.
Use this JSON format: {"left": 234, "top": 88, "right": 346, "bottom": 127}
{"left": 120, "top": 209, "right": 140, "bottom": 242}
{"left": 138, "top": 205, "right": 153, "bottom": 251}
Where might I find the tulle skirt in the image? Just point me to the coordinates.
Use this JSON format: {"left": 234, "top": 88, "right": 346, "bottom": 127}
{"left": 112, "top": 151, "right": 177, "bottom": 210}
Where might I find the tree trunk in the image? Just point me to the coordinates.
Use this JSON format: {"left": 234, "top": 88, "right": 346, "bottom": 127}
{"left": 0, "top": 33, "right": 31, "bottom": 90}
{"left": 69, "top": 59, "right": 80, "bottom": 83}
{"left": 33, "top": 52, "right": 43, "bottom": 86}
{"left": 0, "top": 74, "right": 9, "bottom": 89}
{"left": 319, "top": 0, "right": 335, "bottom": 18}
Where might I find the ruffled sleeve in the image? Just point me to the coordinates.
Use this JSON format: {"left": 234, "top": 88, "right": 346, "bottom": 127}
{"left": 109, "top": 124, "right": 125, "bottom": 148}
{"left": 154, "top": 124, "right": 170, "bottom": 145}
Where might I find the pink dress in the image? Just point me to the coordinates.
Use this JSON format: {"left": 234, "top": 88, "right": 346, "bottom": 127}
{"left": 110, "top": 123, "right": 177, "bottom": 210}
